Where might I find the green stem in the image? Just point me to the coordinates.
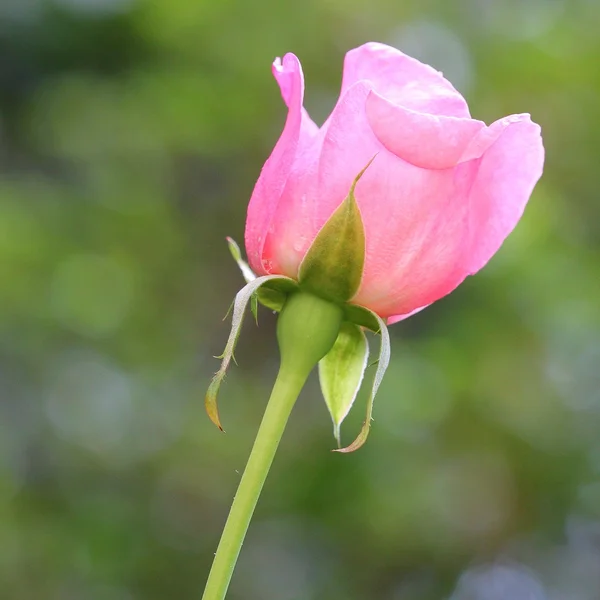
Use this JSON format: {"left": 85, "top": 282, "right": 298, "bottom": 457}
{"left": 202, "top": 292, "right": 343, "bottom": 600}
{"left": 201, "top": 364, "right": 307, "bottom": 600}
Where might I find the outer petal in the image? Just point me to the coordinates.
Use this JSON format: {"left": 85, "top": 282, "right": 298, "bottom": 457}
{"left": 366, "top": 90, "right": 486, "bottom": 169}
{"left": 464, "top": 114, "right": 544, "bottom": 274}
{"left": 264, "top": 81, "right": 381, "bottom": 279}
{"left": 244, "top": 53, "right": 318, "bottom": 275}
{"left": 351, "top": 156, "right": 477, "bottom": 317}
{"left": 341, "top": 42, "right": 471, "bottom": 118}
{"left": 386, "top": 305, "right": 428, "bottom": 325}
{"left": 360, "top": 115, "right": 544, "bottom": 318}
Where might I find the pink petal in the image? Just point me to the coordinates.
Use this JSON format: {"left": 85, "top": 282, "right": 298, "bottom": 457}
{"left": 366, "top": 90, "right": 486, "bottom": 169}
{"left": 244, "top": 53, "right": 318, "bottom": 275}
{"left": 465, "top": 114, "right": 544, "bottom": 274}
{"left": 264, "top": 81, "right": 381, "bottom": 279}
{"left": 351, "top": 155, "right": 477, "bottom": 317}
{"left": 341, "top": 42, "right": 471, "bottom": 118}
{"left": 387, "top": 305, "right": 429, "bottom": 325}
{"left": 365, "top": 115, "right": 544, "bottom": 318}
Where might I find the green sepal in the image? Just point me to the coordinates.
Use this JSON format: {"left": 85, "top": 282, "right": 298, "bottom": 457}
{"left": 343, "top": 303, "right": 381, "bottom": 332}
{"left": 227, "top": 236, "right": 256, "bottom": 283}
{"left": 205, "top": 274, "right": 296, "bottom": 431}
{"left": 254, "top": 288, "right": 285, "bottom": 312}
{"left": 318, "top": 322, "right": 369, "bottom": 447}
{"left": 334, "top": 309, "right": 390, "bottom": 453}
{"left": 227, "top": 236, "right": 258, "bottom": 323}
{"left": 226, "top": 236, "right": 290, "bottom": 314}
{"left": 250, "top": 294, "right": 259, "bottom": 324}
{"left": 298, "top": 160, "right": 373, "bottom": 303}
{"left": 256, "top": 278, "right": 297, "bottom": 312}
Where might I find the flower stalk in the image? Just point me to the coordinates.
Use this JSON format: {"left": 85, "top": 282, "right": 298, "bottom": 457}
{"left": 202, "top": 292, "right": 342, "bottom": 600}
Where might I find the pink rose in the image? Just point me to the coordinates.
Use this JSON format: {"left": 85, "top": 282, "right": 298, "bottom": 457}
{"left": 244, "top": 42, "right": 544, "bottom": 323}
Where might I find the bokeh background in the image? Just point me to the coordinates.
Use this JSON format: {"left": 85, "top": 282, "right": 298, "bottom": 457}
{"left": 1, "top": 0, "right": 600, "bottom": 598}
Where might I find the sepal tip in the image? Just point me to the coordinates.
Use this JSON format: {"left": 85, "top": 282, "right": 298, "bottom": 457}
{"left": 204, "top": 275, "right": 297, "bottom": 431}
{"left": 205, "top": 382, "right": 225, "bottom": 432}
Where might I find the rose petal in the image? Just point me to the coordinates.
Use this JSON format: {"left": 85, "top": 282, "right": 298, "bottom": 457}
{"left": 386, "top": 305, "right": 429, "bottom": 325}
{"left": 244, "top": 53, "right": 318, "bottom": 274}
{"left": 264, "top": 81, "right": 381, "bottom": 279}
{"left": 465, "top": 114, "right": 544, "bottom": 274}
{"left": 308, "top": 82, "right": 480, "bottom": 318}
{"left": 341, "top": 42, "right": 471, "bottom": 118}
{"left": 351, "top": 156, "right": 477, "bottom": 317}
{"left": 359, "top": 116, "right": 544, "bottom": 316}
{"left": 366, "top": 90, "right": 486, "bottom": 169}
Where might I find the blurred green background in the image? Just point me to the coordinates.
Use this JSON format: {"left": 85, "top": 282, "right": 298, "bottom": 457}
{"left": 1, "top": 0, "right": 600, "bottom": 598}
